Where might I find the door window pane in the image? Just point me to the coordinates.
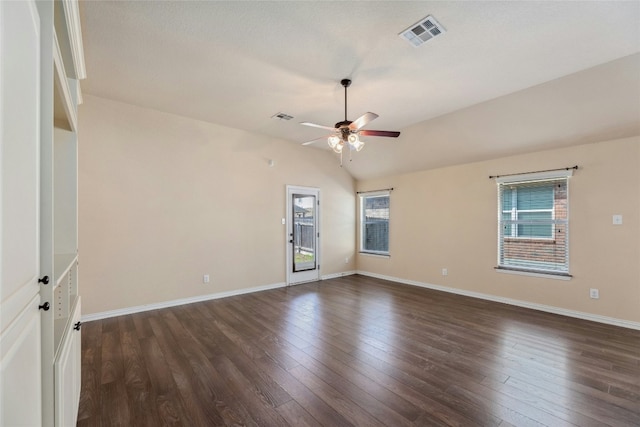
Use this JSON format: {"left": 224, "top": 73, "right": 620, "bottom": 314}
{"left": 292, "top": 194, "right": 316, "bottom": 272}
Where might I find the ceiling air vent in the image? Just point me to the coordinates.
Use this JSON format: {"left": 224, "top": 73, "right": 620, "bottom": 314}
{"left": 399, "top": 15, "right": 446, "bottom": 47}
{"left": 272, "top": 112, "right": 294, "bottom": 121}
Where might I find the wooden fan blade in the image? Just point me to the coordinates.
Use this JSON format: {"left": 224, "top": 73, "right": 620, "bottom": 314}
{"left": 359, "top": 130, "right": 401, "bottom": 138}
{"left": 349, "top": 112, "right": 378, "bottom": 130}
{"left": 300, "top": 122, "right": 336, "bottom": 131}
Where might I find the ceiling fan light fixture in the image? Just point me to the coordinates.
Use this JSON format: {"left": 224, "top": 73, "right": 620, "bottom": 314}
{"left": 328, "top": 134, "right": 340, "bottom": 149}
{"left": 300, "top": 78, "right": 399, "bottom": 161}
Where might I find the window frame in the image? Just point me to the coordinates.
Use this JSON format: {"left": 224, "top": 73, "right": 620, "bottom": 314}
{"left": 359, "top": 191, "right": 390, "bottom": 256}
{"left": 496, "top": 169, "right": 573, "bottom": 278}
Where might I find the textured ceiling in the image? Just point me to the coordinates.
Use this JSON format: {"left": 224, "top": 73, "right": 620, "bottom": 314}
{"left": 80, "top": 1, "right": 640, "bottom": 180}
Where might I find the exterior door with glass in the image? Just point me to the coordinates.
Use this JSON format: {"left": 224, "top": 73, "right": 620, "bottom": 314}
{"left": 286, "top": 186, "right": 320, "bottom": 285}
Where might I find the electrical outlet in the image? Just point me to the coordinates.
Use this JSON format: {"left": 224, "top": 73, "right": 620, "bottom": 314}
{"left": 345, "top": 257, "right": 349, "bottom": 264}
{"left": 442, "top": 268, "right": 448, "bottom": 276}
{"left": 589, "top": 288, "right": 599, "bottom": 299}
{"left": 203, "top": 274, "right": 210, "bottom": 284}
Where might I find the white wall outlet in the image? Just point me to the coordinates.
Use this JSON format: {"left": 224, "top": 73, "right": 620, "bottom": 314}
{"left": 345, "top": 257, "right": 349, "bottom": 264}
{"left": 442, "top": 268, "right": 448, "bottom": 276}
{"left": 203, "top": 274, "right": 210, "bottom": 284}
{"left": 281, "top": 217, "right": 286, "bottom": 225}
{"left": 612, "top": 214, "right": 622, "bottom": 225}
{"left": 589, "top": 288, "right": 599, "bottom": 299}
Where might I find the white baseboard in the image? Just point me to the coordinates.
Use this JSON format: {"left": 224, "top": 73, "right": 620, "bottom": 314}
{"left": 81, "top": 281, "right": 287, "bottom": 322}
{"left": 321, "top": 270, "right": 356, "bottom": 280}
{"left": 82, "top": 270, "right": 639, "bottom": 331}
{"left": 357, "top": 270, "right": 640, "bottom": 331}
{"left": 82, "top": 270, "right": 357, "bottom": 322}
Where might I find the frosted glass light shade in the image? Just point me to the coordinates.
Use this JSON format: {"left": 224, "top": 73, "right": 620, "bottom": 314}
{"left": 328, "top": 134, "right": 340, "bottom": 149}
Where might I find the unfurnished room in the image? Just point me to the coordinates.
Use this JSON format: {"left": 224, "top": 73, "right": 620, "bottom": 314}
{"left": 1, "top": 1, "right": 639, "bottom": 426}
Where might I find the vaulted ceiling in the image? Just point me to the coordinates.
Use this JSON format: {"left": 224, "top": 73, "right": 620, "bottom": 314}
{"left": 80, "top": 1, "right": 640, "bottom": 180}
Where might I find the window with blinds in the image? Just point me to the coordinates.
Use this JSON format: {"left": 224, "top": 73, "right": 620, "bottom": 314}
{"left": 498, "top": 177, "right": 569, "bottom": 275}
{"left": 360, "top": 192, "right": 390, "bottom": 255}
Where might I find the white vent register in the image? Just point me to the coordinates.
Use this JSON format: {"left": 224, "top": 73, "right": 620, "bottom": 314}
{"left": 399, "top": 15, "right": 446, "bottom": 47}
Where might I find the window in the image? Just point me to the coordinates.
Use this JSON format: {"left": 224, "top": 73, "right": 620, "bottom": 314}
{"left": 501, "top": 183, "right": 554, "bottom": 238}
{"left": 497, "top": 174, "right": 570, "bottom": 275}
{"left": 360, "top": 192, "right": 390, "bottom": 255}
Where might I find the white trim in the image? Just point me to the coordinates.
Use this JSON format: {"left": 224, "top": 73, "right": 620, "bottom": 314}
{"left": 495, "top": 267, "right": 571, "bottom": 281}
{"left": 356, "top": 270, "right": 640, "bottom": 331}
{"left": 359, "top": 191, "right": 391, "bottom": 256}
{"left": 321, "top": 271, "right": 356, "bottom": 280}
{"left": 81, "top": 281, "right": 286, "bottom": 322}
{"left": 61, "top": 0, "right": 86, "bottom": 79}
{"left": 357, "top": 189, "right": 391, "bottom": 197}
{"left": 75, "top": 79, "right": 83, "bottom": 105}
{"left": 286, "top": 185, "right": 321, "bottom": 285}
{"left": 53, "top": 30, "right": 77, "bottom": 132}
{"left": 359, "top": 252, "right": 391, "bottom": 259}
{"left": 496, "top": 168, "right": 573, "bottom": 184}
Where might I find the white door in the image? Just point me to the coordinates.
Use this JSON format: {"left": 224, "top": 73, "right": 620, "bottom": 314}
{"left": 286, "top": 186, "right": 320, "bottom": 285}
{"left": 0, "top": 1, "right": 43, "bottom": 426}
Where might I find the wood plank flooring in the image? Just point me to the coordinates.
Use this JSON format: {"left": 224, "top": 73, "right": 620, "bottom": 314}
{"left": 77, "top": 275, "right": 640, "bottom": 426}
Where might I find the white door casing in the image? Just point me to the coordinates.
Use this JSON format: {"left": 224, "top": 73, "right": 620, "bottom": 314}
{"left": 286, "top": 186, "right": 320, "bottom": 285}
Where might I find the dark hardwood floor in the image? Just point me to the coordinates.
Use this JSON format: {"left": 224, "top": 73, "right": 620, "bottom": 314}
{"left": 77, "top": 275, "right": 640, "bottom": 426}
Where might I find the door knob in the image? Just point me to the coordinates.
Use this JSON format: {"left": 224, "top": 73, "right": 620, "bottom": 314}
{"left": 39, "top": 302, "right": 50, "bottom": 311}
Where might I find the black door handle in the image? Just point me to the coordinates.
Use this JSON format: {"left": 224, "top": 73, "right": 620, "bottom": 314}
{"left": 39, "top": 302, "right": 50, "bottom": 311}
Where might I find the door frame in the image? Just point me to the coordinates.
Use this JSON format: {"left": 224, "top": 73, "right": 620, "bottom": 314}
{"left": 286, "top": 185, "right": 321, "bottom": 285}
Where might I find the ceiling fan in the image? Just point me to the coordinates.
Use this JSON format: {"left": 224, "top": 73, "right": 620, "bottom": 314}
{"left": 301, "top": 79, "right": 400, "bottom": 156}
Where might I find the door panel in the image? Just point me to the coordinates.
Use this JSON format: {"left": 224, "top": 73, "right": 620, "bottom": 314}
{"left": 0, "top": 0, "right": 42, "bottom": 425}
{"left": 1, "top": 295, "right": 42, "bottom": 427}
{"left": 286, "top": 186, "right": 320, "bottom": 285}
{"left": 55, "top": 297, "right": 81, "bottom": 427}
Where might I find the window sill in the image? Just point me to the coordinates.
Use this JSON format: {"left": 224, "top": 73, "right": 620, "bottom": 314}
{"left": 359, "top": 252, "right": 390, "bottom": 259}
{"left": 495, "top": 266, "right": 572, "bottom": 281}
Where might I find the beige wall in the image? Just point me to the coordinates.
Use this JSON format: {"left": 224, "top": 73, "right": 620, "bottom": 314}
{"left": 79, "top": 95, "right": 639, "bottom": 324}
{"left": 78, "top": 95, "right": 356, "bottom": 315}
{"left": 357, "top": 137, "right": 640, "bottom": 323}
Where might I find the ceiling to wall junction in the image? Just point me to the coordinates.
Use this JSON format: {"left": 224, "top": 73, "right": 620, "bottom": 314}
{"left": 80, "top": 1, "right": 640, "bottom": 180}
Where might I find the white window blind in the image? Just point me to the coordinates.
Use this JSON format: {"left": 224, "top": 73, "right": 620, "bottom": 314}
{"left": 360, "top": 191, "right": 390, "bottom": 255}
{"left": 497, "top": 174, "right": 570, "bottom": 275}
